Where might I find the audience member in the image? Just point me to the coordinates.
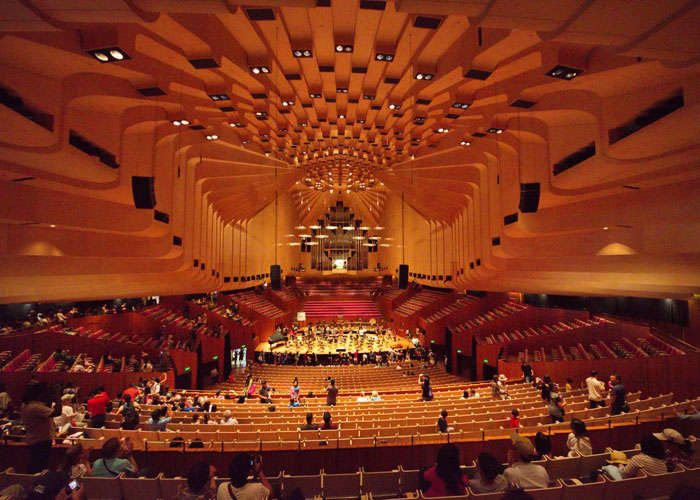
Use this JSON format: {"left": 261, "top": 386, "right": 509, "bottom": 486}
{"left": 147, "top": 407, "right": 171, "bottom": 431}
{"left": 422, "top": 444, "right": 468, "bottom": 497}
{"left": 585, "top": 370, "right": 606, "bottom": 408}
{"left": 0, "top": 383, "right": 12, "bottom": 417}
{"left": 621, "top": 434, "right": 669, "bottom": 477}
{"left": 321, "top": 411, "right": 338, "bottom": 430}
{"left": 21, "top": 382, "right": 62, "bottom": 473}
{"left": 602, "top": 450, "right": 629, "bottom": 480}
{"left": 92, "top": 437, "right": 138, "bottom": 477}
{"left": 301, "top": 413, "right": 318, "bottom": 431}
{"left": 509, "top": 409, "right": 520, "bottom": 429}
{"left": 470, "top": 452, "right": 507, "bottom": 493}
{"left": 326, "top": 379, "right": 338, "bottom": 406}
{"left": 547, "top": 393, "right": 565, "bottom": 423}
{"left": 177, "top": 461, "right": 216, "bottom": 500}
{"left": 676, "top": 405, "right": 700, "bottom": 421}
{"left": 533, "top": 432, "right": 552, "bottom": 460}
{"left": 216, "top": 453, "right": 271, "bottom": 500}
{"left": 654, "top": 428, "right": 695, "bottom": 469}
{"left": 609, "top": 374, "right": 628, "bottom": 415}
{"left": 220, "top": 410, "right": 238, "bottom": 425}
{"left": 437, "top": 410, "right": 453, "bottom": 433}
{"left": 61, "top": 443, "right": 92, "bottom": 479}
{"left": 117, "top": 395, "right": 140, "bottom": 430}
{"left": 86, "top": 387, "right": 109, "bottom": 428}
{"left": 421, "top": 375, "right": 434, "bottom": 402}
{"left": 503, "top": 433, "right": 550, "bottom": 489}
{"left": 521, "top": 363, "right": 533, "bottom": 383}
{"left": 55, "top": 393, "right": 77, "bottom": 436}
{"left": 567, "top": 419, "right": 592, "bottom": 456}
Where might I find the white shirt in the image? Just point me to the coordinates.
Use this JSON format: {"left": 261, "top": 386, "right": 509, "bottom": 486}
{"left": 220, "top": 417, "right": 238, "bottom": 425}
{"left": 566, "top": 432, "right": 592, "bottom": 456}
{"left": 503, "top": 462, "right": 550, "bottom": 489}
{"left": 54, "top": 405, "right": 75, "bottom": 429}
{"left": 217, "top": 481, "right": 269, "bottom": 500}
{"left": 586, "top": 377, "right": 605, "bottom": 401}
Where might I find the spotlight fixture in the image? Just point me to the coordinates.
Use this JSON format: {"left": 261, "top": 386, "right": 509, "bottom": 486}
{"left": 547, "top": 65, "right": 582, "bottom": 80}
{"left": 209, "top": 94, "right": 230, "bottom": 101}
{"left": 436, "top": 128, "right": 449, "bottom": 134}
{"left": 388, "top": 103, "right": 401, "bottom": 110}
{"left": 459, "top": 140, "right": 471, "bottom": 146}
{"left": 414, "top": 72, "right": 434, "bottom": 80}
{"left": 452, "top": 102, "right": 470, "bottom": 109}
{"left": 282, "top": 100, "right": 295, "bottom": 106}
{"left": 172, "top": 119, "right": 190, "bottom": 126}
{"left": 229, "top": 122, "right": 245, "bottom": 128}
{"left": 335, "top": 44, "right": 353, "bottom": 53}
{"left": 255, "top": 111, "right": 268, "bottom": 120}
{"left": 205, "top": 135, "right": 218, "bottom": 141}
{"left": 310, "top": 93, "right": 322, "bottom": 99}
{"left": 241, "top": 139, "right": 250, "bottom": 144}
{"left": 337, "top": 88, "right": 349, "bottom": 93}
{"left": 375, "top": 53, "right": 395, "bottom": 62}
{"left": 249, "top": 65, "right": 271, "bottom": 74}
{"left": 87, "top": 47, "right": 129, "bottom": 63}
{"left": 363, "top": 94, "right": 376, "bottom": 100}
{"left": 487, "top": 127, "right": 504, "bottom": 134}
{"left": 414, "top": 116, "right": 426, "bottom": 125}
{"left": 292, "top": 49, "right": 313, "bottom": 58}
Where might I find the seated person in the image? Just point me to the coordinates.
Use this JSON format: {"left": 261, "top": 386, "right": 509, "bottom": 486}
{"left": 503, "top": 433, "right": 550, "bottom": 489}
{"left": 300, "top": 413, "right": 318, "bottom": 430}
{"left": 566, "top": 419, "right": 592, "bottom": 457}
{"left": 437, "top": 410, "right": 453, "bottom": 433}
{"left": 422, "top": 444, "right": 468, "bottom": 497}
{"left": 220, "top": 410, "right": 238, "bottom": 425}
{"left": 602, "top": 450, "right": 629, "bottom": 480}
{"left": 321, "top": 411, "right": 338, "bottom": 430}
{"left": 654, "top": 428, "right": 695, "bottom": 469}
{"left": 534, "top": 432, "right": 552, "bottom": 460}
{"left": 217, "top": 452, "right": 271, "bottom": 500}
{"left": 178, "top": 461, "right": 216, "bottom": 499}
{"left": 147, "top": 407, "right": 171, "bottom": 432}
{"left": 92, "top": 437, "right": 138, "bottom": 477}
{"left": 470, "top": 452, "right": 507, "bottom": 493}
{"left": 621, "top": 434, "right": 669, "bottom": 477}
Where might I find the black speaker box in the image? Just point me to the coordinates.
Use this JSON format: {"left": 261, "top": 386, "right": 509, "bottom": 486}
{"left": 132, "top": 176, "right": 156, "bottom": 209}
{"left": 270, "top": 264, "right": 281, "bottom": 290}
{"left": 519, "top": 183, "right": 540, "bottom": 213}
{"left": 398, "top": 264, "right": 409, "bottom": 289}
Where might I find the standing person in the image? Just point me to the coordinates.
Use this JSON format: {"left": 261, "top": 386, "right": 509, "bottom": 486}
{"left": 422, "top": 444, "right": 468, "bottom": 497}
{"left": 540, "top": 376, "right": 554, "bottom": 402}
{"left": 586, "top": 371, "right": 606, "bottom": 408}
{"left": 491, "top": 376, "right": 501, "bottom": 399}
{"left": 566, "top": 419, "right": 593, "bottom": 456}
{"left": 609, "top": 374, "right": 627, "bottom": 415}
{"left": 290, "top": 377, "right": 300, "bottom": 404}
{"left": 521, "top": 363, "right": 533, "bottom": 383}
{"left": 118, "top": 394, "right": 140, "bottom": 430}
{"left": 326, "top": 379, "right": 338, "bottom": 406}
{"left": 21, "top": 382, "right": 62, "bottom": 473}
{"left": 548, "top": 393, "right": 566, "bottom": 423}
{"left": 421, "top": 375, "right": 433, "bottom": 402}
{"left": 0, "top": 383, "right": 11, "bottom": 417}
{"left": 216, "top": 452, "right": 271, "bottom": 500}
{"left": 87, "top": 387, "right": 109, "bottom": 428}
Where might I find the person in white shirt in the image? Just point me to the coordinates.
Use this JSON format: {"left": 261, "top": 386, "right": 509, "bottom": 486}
{"left": 503, "top": 433, "right": 550, "bottom": 489}
{"left": 220, "top": 410, "right": 238, "bottom": 425}
{"left": 566, "top": 419, "right": 593, "bottom": 457}
{"left": 54, "top": 394, "right": 76, "bottom": 436}
{"left": 217, "top": 452, "right": 271, "bottom": 500}
{"left": 585, "top": 370, "right": 606, "bottom": 408}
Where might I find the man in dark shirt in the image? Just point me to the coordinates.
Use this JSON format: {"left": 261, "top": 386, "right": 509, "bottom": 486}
{"left": 259, "top": 381, "right": 273, "bottom": 404}
{"left": 521, "top": 363, "right": 533, "bottom": 383}
{"left": 326, "top": 379, "right": 338, "bottom": 406}
{"left": 301, "top": 413, "right": 318, "bottom": 430}
{"left": 437, "top": 410, "right": 450, "bottom": 433}
{"left": 610, "top": 374, "right": 627, "bottom": 415}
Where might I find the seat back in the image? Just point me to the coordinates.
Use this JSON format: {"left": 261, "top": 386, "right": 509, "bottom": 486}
{"left": 282, "top": 473, "right": 322, "bottom": 497}
{"left": 3, "top": 470, "right": 45, "bottom": 491}
{"left": 361, "top": 469, "right": 400, "bottom": 497}
{"left": 158, "top": 475, "right": 187, "bottom": 500}
{"left": 323, "top": 471, "right": 361, "bottom": 498}
{"left": 81, "top": 475, "right": 123, "bottom": 500}
{"left": 120, "top": 476, "right": 161, "bottom": 499}
{"left": 601, "top": 472, "right": 648, "bottom": 499}
{"left": 560, "top": 477, "right": 606, "bottom": 500}
{"left": 399, "top": 467, "right": 421, "bottom": 495}
{"left": 545, "top": 454, "right": 581, "bottom": 479}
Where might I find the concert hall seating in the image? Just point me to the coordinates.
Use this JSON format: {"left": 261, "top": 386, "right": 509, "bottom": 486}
{"left": 303, "top": 300, "right": 381, "bottom": 320}
{"left": 297, "top": 278, "right": 382, "bottom": 298}
{"left": 235, "top": 291, "right": 286, "bottom": 321}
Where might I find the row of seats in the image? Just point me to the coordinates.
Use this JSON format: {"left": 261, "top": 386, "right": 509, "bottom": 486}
{"left": 394, "top": 290, "right": 448, "bottom": 318}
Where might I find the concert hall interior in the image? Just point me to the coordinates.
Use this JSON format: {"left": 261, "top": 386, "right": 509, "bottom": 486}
{"left": 0, "top": 0, "right": 699, "bottom": 499}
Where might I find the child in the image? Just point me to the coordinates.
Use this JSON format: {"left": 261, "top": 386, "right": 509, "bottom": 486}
{"left": 509, "top": 409, "right": 520, "bottom": 428}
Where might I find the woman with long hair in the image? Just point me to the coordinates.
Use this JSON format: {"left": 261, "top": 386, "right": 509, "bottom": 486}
{"left": 567, "top": 418, "right": 592, "bottom": 456}
{"left": 422, "top": 444, "right": 468, "bottom": 497}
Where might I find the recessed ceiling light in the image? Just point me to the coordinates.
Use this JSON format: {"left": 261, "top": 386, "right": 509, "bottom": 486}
{"left": 88, "top": 47, "right": 129, "bottom": 63}
{"left": 414, "top": 72, "right": 434, "bottom": 80}
{"left": 250, "top": 65, "right": 270, "bottom": 74}
{"left": 375, "top": 53, "right": 394, "bottom": 62}
{"left": 547, "top": 65, "right": 582, "bottom": 80}
{"left": 487, "top": 127, "right": 504, "bottom": 134}
{"left": 209, "top": 94, "right": 230, "bottom": 101}
{"left": 460, "top": 140, "right": 471, "bottom": 146}
{"left": 335, "top": 44, "right": 353, "bottom": 53}
{"left": 292, "top": 49, "right": 313, "bottom": 58}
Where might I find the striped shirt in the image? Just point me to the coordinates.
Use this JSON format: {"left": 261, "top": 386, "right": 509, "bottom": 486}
{"left": 621, "top": 453, "right": 668, "bottom": 477}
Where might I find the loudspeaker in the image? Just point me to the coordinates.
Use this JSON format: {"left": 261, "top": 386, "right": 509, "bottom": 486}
{"left": 132, "top": 176, "right": 156, "bottom": 209}
{"left": 519, "top": 183, "right": 540, "bottom": 213}
{"left": 270, "top": 264, "right": 281, "bottom": 290}
{"left": 398, "top": 264, "right": 409, "bottom": 289}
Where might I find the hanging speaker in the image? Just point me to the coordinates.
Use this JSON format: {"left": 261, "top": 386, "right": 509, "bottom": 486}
{"left": 398, "top": 264, "right": 409, "bottom": 289}
{"left": 519, "top": 183, "right": 540, "bottom": 213}
{"left": 132, "top": 176, "right": 156, "bottom": 209}
{"left": 270, "top": 265, "right": 281, "bottom": 290}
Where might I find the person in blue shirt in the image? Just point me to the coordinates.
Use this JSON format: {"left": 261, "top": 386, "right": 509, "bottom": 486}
{"left": 92, "top": 437, "right": 138, "bottom": 477}
{"left": 147, "top": 407, "right": 171, "bottom": 431}
{"left": 288, "top": 398, "right": 300, "bottom": 407}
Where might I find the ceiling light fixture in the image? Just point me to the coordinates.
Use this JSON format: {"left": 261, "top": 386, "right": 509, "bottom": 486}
{"left": 310, "top": 93, "right": 322, "bottom": 99}
{"left": 487, "top": 127, "right": 503, "bottom": 134}
{"left": 547, "top": 65, "right": 582, "bottom": 80}
{"left": 88, "top": 47, "right": 130, "bottom": 63}
{"left": 375, "top": 53, "right": 394, "bottom": 62}
{"left": 249, "top": 65, "right": 271, "bottom": 74}
{"left": 460, "top": 140, "right": 471, "bottom": 146}
{"left": 292, "top": 49, "right": 313, "bottom": 58}
{"left": 205, "top": 135, "right": 218, "bottom": 140}
{"left": 337, "top": 88, "right": 348, "bottom": 93}
{"left": 282, "top": 100, "right": 295, "bottom": 106}
{"left": 209, "top": 94, "right": 230, "bottom": 101}
{"left": 414, "top": 72, "right": 434, "bottom": 81}
{"left": 452, "top": 102, "right": 470, "bottom": 109}
{"left": 335, "top": 44, "right": 353, "bottom": 53}
{"left": 388, "top": 103, "right": 401, "bottom": 110}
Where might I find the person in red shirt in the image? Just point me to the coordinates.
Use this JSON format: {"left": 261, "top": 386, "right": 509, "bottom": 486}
{"left": 87, "top": 387, "right": 109, "bottom": 428}
{"left": 121, "top": 384, "right": 139, "bottom": 403}
{"left": 422, "top": 444, "right": 468, "bottom": 497}
{"left": 321, "top": 411, "right": 338, "bottom": 430}
{"left": 510, "top": 409, "right": 520, "bottom": 429}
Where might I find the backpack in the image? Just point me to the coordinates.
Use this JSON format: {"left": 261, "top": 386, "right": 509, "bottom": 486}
{"left": 122, "top": 403, "right": 138, "bottom": 427}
